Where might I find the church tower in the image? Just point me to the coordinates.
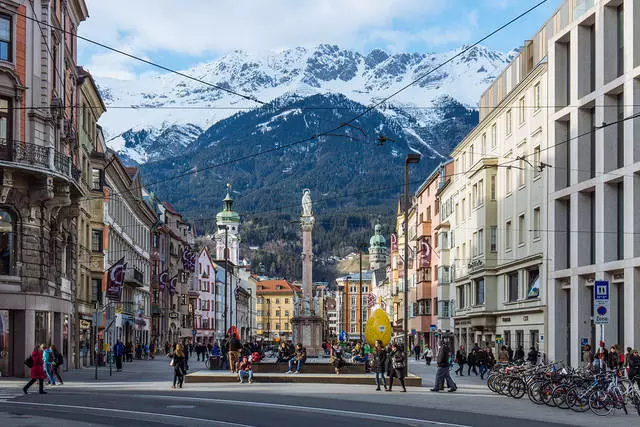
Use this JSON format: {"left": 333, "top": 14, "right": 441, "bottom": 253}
{"left": 215, "top": 184, "right": 240, "bottom": 265}
{"left": 369, "top": 223, "right": 388, "bottom": 270}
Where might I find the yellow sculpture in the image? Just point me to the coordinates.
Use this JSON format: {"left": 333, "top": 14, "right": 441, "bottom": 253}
{"left": 365, "top": 308, "right": 392, "bottom": 346}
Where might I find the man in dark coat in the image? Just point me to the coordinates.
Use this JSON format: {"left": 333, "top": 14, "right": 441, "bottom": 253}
{"left": 432, "top": 343, "right": 456, "bottom": 392}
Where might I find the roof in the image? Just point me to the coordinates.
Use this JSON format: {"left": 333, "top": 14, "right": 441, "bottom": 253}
{"left": 336, "top": 271, "right": 373, "bottom": 282}
{"left": 256, "top": 280, "right": 301, "bottom": 294}
{"left": 373, "top": 268, "right": 387, "bottom": 284}
{"left": 163, "top": 202, "right": 182, "bottom": 217}
{"left": 125, "top": 167, "right": 138, "bottom": 179}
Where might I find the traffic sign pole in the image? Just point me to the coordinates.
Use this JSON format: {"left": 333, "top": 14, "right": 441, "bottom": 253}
{"left": 593, "top": 281, "right": 609, "bottom": 346}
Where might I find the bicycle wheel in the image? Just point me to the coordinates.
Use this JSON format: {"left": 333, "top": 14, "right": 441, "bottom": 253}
{"left": 589, "top": 390, "right": 613, "bottom": 416}
{"left": 528, "top": 381, "right": 546, "bottom": 405}
{"left": 566, "top": 387, "right": 589, "bottom": 412}
{"left": 552, "top": 384, "right": 570, "bottom": 409}
{"left": 540, "top": 382, "right": 556, "bottom": 406}
{"left": 509, "top": 378, "right": 526, "bottom": 399}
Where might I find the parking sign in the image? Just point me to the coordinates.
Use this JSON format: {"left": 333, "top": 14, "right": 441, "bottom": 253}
{"left": 593, "top": 281, "right": 609, "bottom": 325}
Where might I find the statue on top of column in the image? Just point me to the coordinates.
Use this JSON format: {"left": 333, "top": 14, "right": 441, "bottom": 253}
{"left": 302, "top": 189, "right": 312, "bottom": 217}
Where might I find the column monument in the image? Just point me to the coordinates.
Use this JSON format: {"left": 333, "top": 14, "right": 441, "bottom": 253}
{"left": 291, "top": 189, "right": 324, "bottom": 357}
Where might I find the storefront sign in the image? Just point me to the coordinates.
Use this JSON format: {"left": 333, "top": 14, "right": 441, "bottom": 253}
{"left": 593, "top": 280, "right": 609, "bottom": 325}
{"left": 79, "top": 320, "right": 91, "bottom": 329}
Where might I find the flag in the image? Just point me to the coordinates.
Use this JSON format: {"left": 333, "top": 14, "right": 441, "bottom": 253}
{"left": 159, "top": 270, "right": 169, "bottom": 290}
{"left": 419, "top": 239, "right": 432, "bottom": 268}
{"left": 390, "top": 233, "right": 398, "bottom": 252}
{"left": 182, "top": 247, "right": 191, "bottom": 271}
{"left": 367, "top": 292, "right": 376, "bottom": 309}
{"left": 169, "top": 274, "right": 178, "bottom": 295}
{"left": 106, "top": 257, "right": 127, "bottom": 302}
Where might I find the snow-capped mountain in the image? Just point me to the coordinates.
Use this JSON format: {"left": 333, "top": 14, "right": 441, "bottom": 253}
{"left": 97, "top": 44, "right": 510, "bottom": 163}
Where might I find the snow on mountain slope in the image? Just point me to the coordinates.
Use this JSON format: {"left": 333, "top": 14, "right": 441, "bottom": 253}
{"left": 96, "top": 44, "right": 509, "bottom": 162}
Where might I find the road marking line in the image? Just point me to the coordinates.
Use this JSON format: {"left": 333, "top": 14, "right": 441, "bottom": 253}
{"left": 137, "top": 394, "right": 471, "bottom": 427}
{"left": 0, "top": 401, "right": 253, "bottom": 427}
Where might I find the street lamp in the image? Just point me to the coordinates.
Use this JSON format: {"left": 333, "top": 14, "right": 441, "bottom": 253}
{"left": 358, "top": 243, "right": 368, "bottom": 342}
{"left": 404, "top": 153, "right": 420, "bottom": 376}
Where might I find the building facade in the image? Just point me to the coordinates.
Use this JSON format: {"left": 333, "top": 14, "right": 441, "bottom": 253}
{"left": 255, "top": 279, "right": 299, "bottom": 342}
{"left": 336, "top": 272, "right": 372, "bottom": 341}
{"left": 0, "top": 0, "right": 89, "bottom": 377}
{"left": 546, "top": 0, "right": 640, "bottom": 365}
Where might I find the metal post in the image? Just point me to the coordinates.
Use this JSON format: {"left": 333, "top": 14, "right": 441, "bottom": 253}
{"left": 223, "top": 225, "right": 228, "bottom": 334}
{"left": 404, "top": 154, "right": 420, "bottom": 376}
{"left": 94, "top": 300, "right": 99, "bottom": 380}
{"left": 359, "top": 246, "right": 363, "bottom": 342}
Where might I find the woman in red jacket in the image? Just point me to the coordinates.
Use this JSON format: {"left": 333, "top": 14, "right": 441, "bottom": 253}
{"left": 23, "top": 344, "right": 47, "bottom": 394}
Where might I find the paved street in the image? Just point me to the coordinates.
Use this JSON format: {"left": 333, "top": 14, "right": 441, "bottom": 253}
{"left": 0, "top": 357, "right": 637, "bottom": 426}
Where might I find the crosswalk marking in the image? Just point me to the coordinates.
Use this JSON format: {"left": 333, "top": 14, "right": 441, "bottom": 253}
{"left": 0, "top": 388, "right": 23, "bottom": 401}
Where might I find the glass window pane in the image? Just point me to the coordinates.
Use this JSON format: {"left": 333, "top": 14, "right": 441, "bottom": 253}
{"left": 0, "top": 43, "right": 7, "bottom": 61}
{"left": 0, "top": 18, "right": 9, "bottom": 41}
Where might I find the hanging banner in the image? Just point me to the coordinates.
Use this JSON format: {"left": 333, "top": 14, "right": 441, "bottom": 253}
{"left": 390, "top": 234, "right": 398, "bottom": 252}
{"left": 159, "top": 270, "right": 169, "bottom": 290}
{"left": 106, "top": 257, "right": 127, "bottom": 302}
{"left": 169, "top": 274, "right": 178, "bottom": 296}
{"left": 419, "top": 238, "right": 432, "bottom": 268}
{"left": 182, "top": 247, "right": 191, "bottom": 271}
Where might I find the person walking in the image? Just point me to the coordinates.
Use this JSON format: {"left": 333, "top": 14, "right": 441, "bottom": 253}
{"left": 477, "top": 347, "right": 488, "bottom": 380}
{"left": 43, "top": 344, "right": 56, "bottom": 386}
{"left": 372, "top": 340, "right": 387, "bottom": 391}
{"left": 114, "top": 340, "right": 124, "bottom": 371}
{"left": 413, "top": 343, "right": 421, "bottom": 361}
{"left": 23, "top": 344, "right": 47, "bottom": 394}
{"left": 386, "top": 343, "right": 407, "bottom": 392}
{"left": 431, "top": 342, "right": 456, "bottom": 392}
{"left": 628, "top": 349, "right": 640, "bottom": 387}
{"left": 329, "top": 341, "right": 345, "bottom": 375}
{"left": 423, "top": 345, "right": 433, "bottom": 366}
{"left": 454, "top": 346, "right": 466, "bottom": 376}
{"left": 507, "top": 345, "right": 514, "bottom": 362}
{"left": 51, "top": 344, "right": 64, "bottom": 385}
{"left": 498, "top": 345, "right": 510, "bottom": 364}
{"left": 467, "top": 348, "right": 478, "bottom": 376}
{"left": 527, "top": 346, "right": 539, "bottom": 366}
{"left": 607, "top": 346, "right": 621, "bottom": 371}
{"left": 170, "top": 344, "right": 187, "bottom": 389}
{"left": 514, "top": 345, "right": 525, "bottom": 362}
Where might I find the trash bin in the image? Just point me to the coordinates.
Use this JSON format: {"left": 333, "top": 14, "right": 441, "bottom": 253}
{"left": 209, "top": 356, "right": 221, "bottom": 370}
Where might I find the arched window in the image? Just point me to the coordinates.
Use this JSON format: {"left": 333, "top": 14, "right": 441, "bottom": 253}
{"left": 0, "top": 208, "right": 14, "bottom": 275}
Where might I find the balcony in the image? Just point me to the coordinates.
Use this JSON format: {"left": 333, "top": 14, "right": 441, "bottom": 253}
{"left": 0, "top": 139, "right": 80, "bottom": 184}
{"left": 124, "top": 267, "right": 145, "bottom": 287}
{"left": 416, "top": 283, "right": 433, "bottom": 300}
{"left": 417, "top": 221, "right": 431, "bottom": 239}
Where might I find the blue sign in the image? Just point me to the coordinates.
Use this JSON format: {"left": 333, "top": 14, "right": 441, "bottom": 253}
{"left": 594, "top": 281, "right": 609, "bottom": 300}
{"left": 429, "top": 325, "right": 437, "bottom": 332}
{"left": 192, "top": 329, "right": 197, "bottom": 336}
{"left": 581, "top": 337, "right": 589, "bottom": 346}
{"left": 596, "top": 306, "right": 607, "bottom": 316}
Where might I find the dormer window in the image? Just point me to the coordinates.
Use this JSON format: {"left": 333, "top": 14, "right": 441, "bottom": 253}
{"left": 0, "top": 15, "right": 11, "bottom": 62}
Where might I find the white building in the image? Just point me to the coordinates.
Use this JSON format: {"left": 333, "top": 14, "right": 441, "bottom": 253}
{"left": 546, "top": 0, "right": 640, "bottom": 365}
{"left": 194, "top": 247, "right": 216, "bottom": 343}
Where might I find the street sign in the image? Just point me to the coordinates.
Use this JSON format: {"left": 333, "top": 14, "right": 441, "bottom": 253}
{"left": 169, "top": 312, "right": 179, "bottom": 319}
{"left": 429, "top": 325, "right": 437, "bottom": 332}
{"left": 410, "top": 329, "right": 416, "bottom": 336}
{"left": 593, "top": 280, "right": 609, "bottom": 325}
{"left": 581, "top": 337, "right": 589, "bottom": 346}
{"left": 495, "top": 337, "right": 504, "bottom": 345}
{"left": 192, "top": 329, "right": 197, "bottom": 336}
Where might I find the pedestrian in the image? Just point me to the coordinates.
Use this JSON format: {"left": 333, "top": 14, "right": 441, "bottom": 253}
{"left": 595, "top": 342, "right": 608, "bottom": 371}
{"left": 238, "top": 355, "right": 254, "bottom": 384}
{"left": 628, "top": 349, "right": 640, "bottom": 387}
{"left": 287, "top": 343, "right": 306, "bottom": 374}
{"left": 467, "top": 349, "right": 478, "bottom": 375}
{"left": 454, "top": 346, "right": 466, "bottom": 376}
{"left": 514, "top": 345, "right": 525, "bottom": 362}
{"left": 386, "top": 343, "right": 407, "bottom": 392}
{"left": 413, "top": 343, "right": 421, "bottom": 361}
{"left": 423, "top": 345, "right": 433, "bottom": 366}
{"left": 607, "top": 346, "right": 621, "bottom": 371}
{"left": 527, "top": 346, "right": 539, "bottom": 366}
{"left": 507, "top": 345, "right": 514, "bottom": 362}
{"left": 43, "top": 344, "right": 56, "bottom": 386}
{"left": 114, "top": 340, "right": 124, "bottom": 371}
{"left": 227, "top": 333, "right": 242, "bottom": 373}
{"left": 330, "top": 341, "right": 345, "bottom": 375}
{"left": 23, "top": 344, "right": 47, "bottom": 394}
{"left": 477, "top": 347, "right": 488, "bottom": 380}
{"left": 582, "top": 344, "right": 593, "bottom": 369}
{"left": 431, "top": 342, "right": 456, "bottom": 392}
{"left": 170, "top": 343, "right": 187, "bottom": 389}
{"left": 149, "top": 342, "right": 155, "bottom": 360}
{"left": 498, "top": 345, "right": 509, "bottom": 364}
{"left": 51, "top": 344, "right": 64, "bottom": 385}
{"left": 372, "top": 340, "right": 388, "bottom": 391}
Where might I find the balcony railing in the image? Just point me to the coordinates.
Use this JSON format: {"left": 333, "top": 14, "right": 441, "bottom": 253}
{"left": 0, "top": 139, "right": 80, "bottom": 184}
{"left": 124, "top": 267, "right": 145, "bottom": 287}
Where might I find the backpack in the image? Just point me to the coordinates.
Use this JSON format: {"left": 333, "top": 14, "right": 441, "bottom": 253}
{"left": 24, "top": 356, "right": 33, "bottom": 368}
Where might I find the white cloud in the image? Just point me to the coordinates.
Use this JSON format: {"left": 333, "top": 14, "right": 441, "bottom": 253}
{"left": 80, "top": 0, "right": 453, "bottom": 78}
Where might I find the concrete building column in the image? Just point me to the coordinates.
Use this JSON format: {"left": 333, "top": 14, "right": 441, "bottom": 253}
{"left": 624, "top": 267, "right": 640, "bottom": 350}
{"left": 12, "top": 309, "right": 35, "bottom": 378}
{"left": 570, "top": 276, "right": 591, "bottom": 367}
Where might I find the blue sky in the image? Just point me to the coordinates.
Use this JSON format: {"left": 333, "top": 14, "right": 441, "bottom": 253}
{"left": 78, "top": 0, "right": 563, "bottom": 80}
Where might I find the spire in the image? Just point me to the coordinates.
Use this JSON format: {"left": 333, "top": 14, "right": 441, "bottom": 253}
{"left": 223, "top": 183, "right": 233, "bottom": 211}
{"left": 217, "top": 183, "right": 240, "bottom": 224}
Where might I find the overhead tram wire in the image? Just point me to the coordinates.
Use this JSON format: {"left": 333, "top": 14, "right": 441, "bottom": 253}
{"left": 72, "top": 1, "right": 549, "bottom": 203}
{"left": 3, "top": 7, "right": 265, "bottom": 107}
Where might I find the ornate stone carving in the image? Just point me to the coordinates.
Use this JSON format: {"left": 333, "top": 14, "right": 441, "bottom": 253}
{"left": 302, "top": 188, "right": 312, "bottom": 217}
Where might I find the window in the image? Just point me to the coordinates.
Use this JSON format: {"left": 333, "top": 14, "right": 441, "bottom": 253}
{"left": 478, "top": 179, "right": 484, "bottom": 205}
{"left": 519, "top": 154, "right": 525, "bottom": 187}
{"left": 284, "top": 298, "right": 289, "bottom": 304}
{"left": 533, "top": 208, "right": 541, "bottom": 240}
{"left": 533, "top": 83, "right": 541, "bottom": 111}
{"left": 275, "top": 298, "right": 280, "bottom": 304}
{"left": 0, "top": 15, "right": 11, "bottom": 62}
{"left": 275, "top": 310, "right": 280, "bottom": 317}
{"left": 275, "top": 323, "right": 280, "bottom": 330}
{"left": 472, "top": 184, "right": 477, "bottom": 208}
{"left": 490, "top": 176, "right": 496, "bottom": 200}
{"left": 475, "top": 279, "right": 485, "bottom": 305}
{"left": 527, "top": 268, "right": 540, "bottom": 299}
{"left": 508, "top": 272, "right": 519, "bottom": 302}
{"left": 481, "top": 133, "right": 487, "bottom": 154}
{"left": 518, "top": 214, "right": 525, "bottom": 245}
{"left": 457, "top": 286, "right": 465, "bottom": 308}
{"left": 533, "top": 146, "right": 541, "bottom": 178}
{"left": 490, "top": 226, "right": 497, "bottom": 252}
{"left": 505, "top": 109, "right": 512, "bottom": 135}
{"left": 257, "top": 310, "right": 264, "bottom": 316}
{"left": 0, "top": 98, "right": 9, "bottom": 157}
{"left": 91, "top": 168, "right": 103, "bottom": 190}
{"left": 0, "top": 209, "right": 13, "bottom": 275}
{"left": 91, "top": 229, "right": 103, "bottom": 252}
{"left": 472, "top": 232, "right": 477, "bottom": 256}
{"left": 477, "top": 228, "right": 484, "bottom": 255}
{"left": 505, "top": 221, "right": 512, "bottom": 250}
{"left": 469, "top": 145, "right": 474, "bottom": 166}
{"left": 491, "top": 123, "right": 497, "bottom": 148}
{"left": 518, "top": 97, "right": 525, "bottom": 124}
{"left": 505, "top": 167, "right": 512, "bottom": 194}
{"left": 461, "top": 152, "right": 466, "bottom": 171}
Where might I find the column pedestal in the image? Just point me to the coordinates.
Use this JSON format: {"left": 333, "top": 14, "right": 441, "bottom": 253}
{"left": 290, "top": 315, "right": 324, "bottom": 358}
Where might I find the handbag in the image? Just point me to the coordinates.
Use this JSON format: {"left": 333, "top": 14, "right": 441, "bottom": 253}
{"left": 169, "top": 358, "right": 175, "bottom": 367}
{"left": 24, "top": 356, "right": 33, "bottom": 368}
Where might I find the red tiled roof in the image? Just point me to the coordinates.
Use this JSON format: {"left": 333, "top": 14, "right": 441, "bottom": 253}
{"left": 256, "top": 280, "right": 301, "bottom": 294}
{"left": 163, "top": 202, "right": 182, "bottom": 216}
